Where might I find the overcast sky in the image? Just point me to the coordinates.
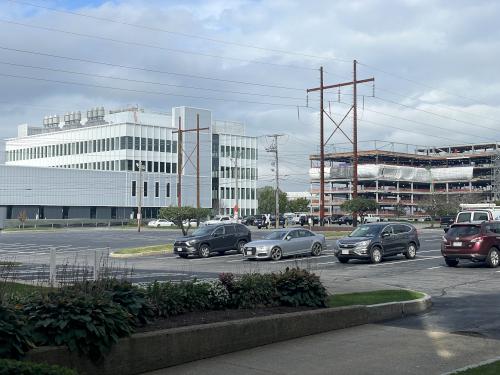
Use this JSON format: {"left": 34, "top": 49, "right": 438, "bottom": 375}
{"left": 1, "top": 0, "right": 500, "bottom": 190}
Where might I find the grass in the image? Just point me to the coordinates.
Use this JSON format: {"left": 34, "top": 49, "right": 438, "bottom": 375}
{"left": 452, "top": 360, "right": 500, "bottom": 374}
{"left": 322, "top": 231, "right": 351, "bottom": 239}
{"left": 113, "top": 243, "right": 174, "bottom": 255}
{"left": 327, "top": 289, "right": 425, "bottom": 308}
{"left": 0, "top": 281, "right": 50, "bottom": 298}
{"left": 0, "top": 261, "right": 21, "bottom": 266}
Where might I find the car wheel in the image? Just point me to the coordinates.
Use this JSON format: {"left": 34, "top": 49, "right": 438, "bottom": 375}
{"left": 337, "top": 256, "right": 349, "bottom": 263}
{"left": 311, "top": 242, "right": 322, "bottom": 256}
{"left": 237, "top": 240, "right": 247, "bottom": 253}
{"left": 370, "top": 247, "right": 382, "bottom": 264}
{"left": 445, "top": 257, "right": 459, "bottom": 267}
{"left": 198, "top": 244, "right": 210, "bottom": 258}
{"left": 178, "top": 254, "right": 189, "bottom": 259}
{"left": 270, "top": 247, "right": 283, "bottom": 261}
{"left": 405, "top": 243, "right": 417, "bottom": 259}
{"left": 486, "top": 248, "right": 500, "bottom": 268}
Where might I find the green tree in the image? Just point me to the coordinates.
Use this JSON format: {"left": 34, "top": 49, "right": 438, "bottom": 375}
{"left": 286, "top": 197, "right": 310, "bottom": 213}
{"left": 257, "top": 186, "right": 288, "bottom": 214}
{"left": 159, "top": 206, "right": 211, "bottom": 235}
{"left": 340, "top": 198, "right": 378, "bottom": 225}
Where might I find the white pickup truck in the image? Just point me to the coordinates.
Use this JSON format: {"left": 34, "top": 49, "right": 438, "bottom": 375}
{"left": 362, "top": 214, "right": 381, "bottom": 223}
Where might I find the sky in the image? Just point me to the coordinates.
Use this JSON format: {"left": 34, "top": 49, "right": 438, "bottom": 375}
{"left": 1, "top": 0, "right": 500, "bottom": 191}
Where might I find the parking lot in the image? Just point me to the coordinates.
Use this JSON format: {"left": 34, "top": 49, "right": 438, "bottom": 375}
{"left": 2, "top": 226, "right": 500, "bottom": 340}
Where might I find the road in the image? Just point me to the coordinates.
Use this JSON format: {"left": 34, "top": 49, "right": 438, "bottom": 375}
{"left": 1, "top": 226, "right": 500, "bottom": 341}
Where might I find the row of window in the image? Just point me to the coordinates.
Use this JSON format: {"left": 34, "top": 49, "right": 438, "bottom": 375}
{"left": 219, "top": 166, "right": 257, "bottom": 180}
{"left": 6, "top": 136, "right": 178, "bottom": 162}
{"left": 219, "top": 145, "right": 257, "bottom": 159}
{"left": 51, "top": 159, "right": 178, "bottom": 173}
{"left": 218, "top": 187, "right": 256, "bottom": 200}
{"left": 131, "top": 181, "right": 171, "bottom": 198}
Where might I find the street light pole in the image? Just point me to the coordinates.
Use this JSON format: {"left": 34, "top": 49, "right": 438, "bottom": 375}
{"left": 136, "top": 162, "right": 145, "bottom": 232}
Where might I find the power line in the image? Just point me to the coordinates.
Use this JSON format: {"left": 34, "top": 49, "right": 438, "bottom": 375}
{"left": 0, "top": 46, "right": 305, "bottom": 91}
{"left": 7, "top": 0, "right": 351, "bottom": 64}
{"left": 0, "top": 72, "right": 308, "bottom": 108}
{"left": 0, "top": 18, "right": 316, "bottom": 71}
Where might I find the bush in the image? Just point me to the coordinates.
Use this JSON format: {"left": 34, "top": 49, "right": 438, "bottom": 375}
{"left": 0, "top": 304, "right": 33, "bottom": 359}
{"left": 230, "top": 273, "right": 277, "bottom": 309}
{"left": 274, "top": 268, "right": 328, "bottom": 307}
{"left": 0, "top": 359, "right": 76, "bottom": 375}
{"left": 146, "top": 280, "right": 230, "bottom": 317}
{"left": 68, "top": 279, "right": 154, "bottom": 326}
{"left": 23, "top": 291, "right": 134, "bottom": 361}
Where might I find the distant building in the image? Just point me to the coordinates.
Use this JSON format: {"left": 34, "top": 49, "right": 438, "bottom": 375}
{"left": 0, "top": 106, "right": 258, "bottom": 224}
{"left": 309, "top": 141, "right": 500, "bottom": 218}
{"left": 286, "top": 192, "right": 312, "bottom": 201}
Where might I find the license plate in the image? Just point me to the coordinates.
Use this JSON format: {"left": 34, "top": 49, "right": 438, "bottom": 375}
{"left": 341, "top": 249, "right": 350, "bottom": 255}
{"left": 246, "top": 250, "right": 252, "bottom": 255}
{"left": 176, "top": 247, "right": 182, "bottom": 252}
{"left": 452, "top": 242, "right": 462, "bottom": 247}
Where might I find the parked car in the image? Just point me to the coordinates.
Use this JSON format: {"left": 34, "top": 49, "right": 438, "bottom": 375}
{"left": 269, "top": 215, "right": 286, "bottom": 228}
{"left": 147, "top": 219, "right": 175, "bottom": 227}
{"left": 441, "top": 222, "right": 500, "bottom": 268}
{"left": 362, "top": 214, "right": 381, "bottom": 223}
{"left": 182, "top": 219, "right": 199, "bottom": 228}
{"left": 418, "top": 216, "right": 432, "bottom": 222}
{"left": 334, "top": 222, "right": 420, "bottom": 264}
{"left": 243, "top": 228, "right": 326, "bottom": 261}
{"left": 335, "top": 216, "right": 353, "bottom": 226}
{"left": 254, "top": 215, "right": 267, "bottom": 229}
{"left": 202, "top": 215, "right": 234, "bottom": 226}
{"left": 455, "top": 204, "right": 500, "bottom": 224}
{"left": 173, "top": 223, "right": 251, "bottom": 258}
{"left": 440, "top": 216, "right": 455, "bottom": 227}
{"left": 241, "top": 216, "right": 256, "bottom": 226}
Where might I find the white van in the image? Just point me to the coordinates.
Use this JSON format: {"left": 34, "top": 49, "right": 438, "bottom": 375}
{"left": 455, "top": 204, "right": 500, "bottom": 223}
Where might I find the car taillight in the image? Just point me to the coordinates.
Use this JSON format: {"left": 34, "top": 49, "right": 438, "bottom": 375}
{"left": 470, "top": 237, "right": 484, "bottom": 243}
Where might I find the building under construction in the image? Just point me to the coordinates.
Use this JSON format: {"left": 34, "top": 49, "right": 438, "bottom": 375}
{"left": 309, "top": 141, "right": 500, "bottom": 218}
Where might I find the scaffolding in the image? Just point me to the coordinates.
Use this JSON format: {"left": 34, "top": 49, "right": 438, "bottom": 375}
{"left": 492, "top": 152, "right": 500, "bottom": 201}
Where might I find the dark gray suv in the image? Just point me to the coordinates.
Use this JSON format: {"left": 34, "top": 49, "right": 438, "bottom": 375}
{"left": 334, "top": 222, "right": 420, "bottom": 264}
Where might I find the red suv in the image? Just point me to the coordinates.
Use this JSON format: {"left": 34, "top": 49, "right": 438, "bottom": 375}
{"left": 441, "top": 222, "right": 500, "bottom": 268}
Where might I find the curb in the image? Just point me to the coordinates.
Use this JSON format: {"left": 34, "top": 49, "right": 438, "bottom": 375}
{"left": 441, "top": 355, "right": 500, "bottom": 375}
{"left": 26, "top": 294, "right": 431, "bottom": 375}
{"left": 110, "top": 250, "right": 172, "bottom": 258}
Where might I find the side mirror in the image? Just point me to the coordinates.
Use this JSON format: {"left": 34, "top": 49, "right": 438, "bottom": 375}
{"left": 381, "top": 232, "right": 390, "bottom": 238}
{"left": 444, "top": 227, "right": 449, "bottom": 233}
{"left": 285, "top": 236, "right": 292, "bottom": 241}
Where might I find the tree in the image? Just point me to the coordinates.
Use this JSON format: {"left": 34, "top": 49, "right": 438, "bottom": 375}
{"left": 340, "top": 198, "right": 378, "bottom": 224}
{"left": 17, "top": 210, "right": 27, "bottom": 229}
{"left": 159, "top": 206, "right": 211, "bottom": 236}
{"left": 257, "top": 186, "right": 287, "bottom": 214}
{"left": 287, "top": 197, "right": 309, "bottom": 213}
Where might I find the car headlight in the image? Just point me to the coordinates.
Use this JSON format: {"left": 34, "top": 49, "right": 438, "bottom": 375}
{"left": 356, "top": 240, "right": 370, "bottom": 247}
{"left": 256, "top": 246, "right": 268, "bottom": 251}
{"left": 186, "top": 240, "right": 198, "bottom": 246}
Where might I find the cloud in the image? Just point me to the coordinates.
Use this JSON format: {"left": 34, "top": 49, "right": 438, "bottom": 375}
{"left": 1, "top": 0, "right": 500, "bottom": 191}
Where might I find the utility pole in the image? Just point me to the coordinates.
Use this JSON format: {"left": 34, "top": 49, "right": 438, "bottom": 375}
{"left": 307, "top": 61, "right": 374, "bottom": 227}
{"left": 266, "top": 134, "right": 284, "bottom": 228}
{"left": 173, "top": 114, "right": 209, "bottom": 208}
{"left": 136, "top": 162, "right": 145, "bottom": 232}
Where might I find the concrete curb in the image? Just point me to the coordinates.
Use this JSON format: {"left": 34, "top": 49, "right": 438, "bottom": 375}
{"left": 440, "top": 355, "right": 500, "bottom": 375}
{"left": 26, "top": 294, "right": 431, "bottom": 375}
{"left": 110, "top": 250, "right": 172, "bottom": 258}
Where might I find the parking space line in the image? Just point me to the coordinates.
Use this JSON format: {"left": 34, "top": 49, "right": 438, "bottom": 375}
{"left": 418, "top": 249, "right": 441, "bottom": 253}
{"left": 427, "top": 266, "right": 443, "bottom": 270}
{"left": 369, "top": 255, "right": 442, "bottom": 267}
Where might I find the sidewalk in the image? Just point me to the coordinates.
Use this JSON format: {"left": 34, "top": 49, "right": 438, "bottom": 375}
{"left": 146, "top": 324, "right": 500, "bottom": 375}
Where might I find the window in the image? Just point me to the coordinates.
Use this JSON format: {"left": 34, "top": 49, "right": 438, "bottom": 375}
{"left": 213, "top": 226, "right": 224, "bottom": 236}
{"left": 166, "top": 140, "right": 171, "bottom": 153}
{"left": 155, "top": 182, "right": 159, "bottom": 198}
{"left": 473, "top": 212, "right": 489, "bottom": 221}
{"left": 143, "top": 182, "right": 148, "bottom": 197}
{"left": 154, "top": 139, "right": 159, "bottom": 151}
{"left": 154, "top": 162, "right": 159, "bottom": 172}
{"left": 134, "top": 137, "right": 140, "bottom": 150}
{"left": 225, "top": 225, "right": 235, "bottom": 234}
{"left": 166, "top": 182, "right": 170, "bottom": 197}
{"left": 160, "top": 139, "right": 165, "bottom": 152}
{"left": 231, "top": 188, "right": 235, "bottom": 199}
{"left": 394, "top": 224, "right": 411, "bottom": 234}
{"left": 172, "top": 163, "right": 177, "bottom": 173}
{"left": 106, "top": 138, "right": 110, "bottom": 151}
{"left": 172, "top": 140, "right": 177, "bottom": 153}
{"left": 220, "top": 187, "right": 224, "bottom": 199}
{"left": 147, "top": 138, "right": 153, "bottom": 151}
{"left": 127, "top": 160, "right": 133, "bottom": 171}
{"left": 141, "top": 138, "right": 146, "bottom": 151}
{"left": 160, "top": 162, "right": 165, "bottom": 173}
{"left": 221, "top": 145, "right": 225, "bottom": 157}
{"left": 90, "top": 207, "right": 96, "bottom": 219}
{"left": 148, "top": 161, "right": 152, "bottom": 172}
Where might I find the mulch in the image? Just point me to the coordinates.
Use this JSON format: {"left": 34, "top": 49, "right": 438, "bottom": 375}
{"left": 137, "top": 306, "right": 319, "bottom": 332}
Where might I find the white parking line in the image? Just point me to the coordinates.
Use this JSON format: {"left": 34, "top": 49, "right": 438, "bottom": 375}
{"left": 427, "top": 266, "right": 443, "bottom": 270}
{"left": 418, "top": 249, "right": 441, "bottom": 253}
{"left": 369, "top": 255, "right": 442, "bottom": 267}
{"left": 228, "top": 254, "right": 336, "bottom": 263}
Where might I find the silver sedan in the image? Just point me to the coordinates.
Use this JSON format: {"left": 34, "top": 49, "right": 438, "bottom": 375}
{"left": 243, "top": 228, "right": 326, "bottom": 261}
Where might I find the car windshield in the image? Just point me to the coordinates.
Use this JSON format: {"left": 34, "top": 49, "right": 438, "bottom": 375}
{"left": 447, "top": 225, "right": 481, "bottom": 237}
{"left": 349, "top": 225, "right": 381, "bottom": 238}
{"left": 264, "top": 231, "right": 287, "bottom": 240}
{"left": 191, "top": 226, "right": 214, "bottom": 236}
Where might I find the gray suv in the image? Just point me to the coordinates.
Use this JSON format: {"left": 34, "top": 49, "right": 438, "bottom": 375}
{"left": 335, "top": 222, "right": 420, "bottom": 264}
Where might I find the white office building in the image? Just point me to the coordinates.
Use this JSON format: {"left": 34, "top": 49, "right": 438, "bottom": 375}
{"left": 0, "top": 106, "right": 258, "bottom": 225}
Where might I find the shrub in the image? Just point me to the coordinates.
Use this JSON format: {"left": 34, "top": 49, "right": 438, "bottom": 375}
{"left": 274, "top": 268, "right": 328, "bottom": 307}
{"left": 0, "top": 304, "right": 33, "bottom": 359}
{"left": 230, "top": 273, "right": 277, "bottom": 309}
{"left": 68, "top": 279, "right": 154, "bottom": 326}
{"left": 0, "top": 359, "right": 76, "bottom": 375}
{"left": 23, "top": 291, "right": 134, "bottom": 361}
{"left": 146, "top": 280, "right": 230, "bottom": 317}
